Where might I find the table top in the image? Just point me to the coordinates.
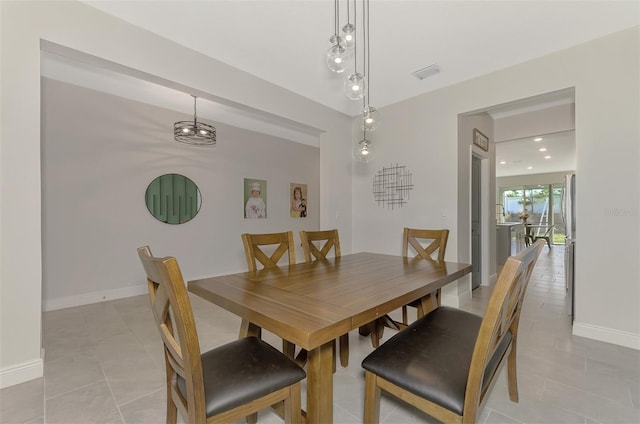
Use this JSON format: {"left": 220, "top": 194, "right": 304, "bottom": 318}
{"left": 188, "top": 252, "right": 472, "bottom": 350}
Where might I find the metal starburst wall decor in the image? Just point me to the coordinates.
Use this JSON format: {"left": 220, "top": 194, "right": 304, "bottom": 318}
{"left": 372, "top": 164, "right": 414, "bottom": 209}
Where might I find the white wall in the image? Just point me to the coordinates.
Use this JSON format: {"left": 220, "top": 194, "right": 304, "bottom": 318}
{"left": 494, "top": 103, "right": 575, "bottom": 142}
{"left": 41, "top": 78, "right": 321, "bottom": 310}
{"left": 0, "top": 1, "right": 352, "bottom": 388}
{"left": 352, "top": 26, "right": 639, "bottom": 349}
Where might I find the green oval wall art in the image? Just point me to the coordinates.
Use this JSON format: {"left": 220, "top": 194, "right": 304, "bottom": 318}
{"left": 145, "top": 174, "right": 202, "bottom": 224}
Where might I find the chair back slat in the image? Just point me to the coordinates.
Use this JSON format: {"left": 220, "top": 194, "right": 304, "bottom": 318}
{"left": 242, "top": 232, "right": 296, "bottom": 271}
{"left": 300, "top": 229, "right": 341, "bottom": 262}
{"left": 137, "top": 246, "right": 207, "bottom": 422}
{"left": 402, "top": 228, "right": 449, "bottom": 262}
{"left": 464, "top": 240, "right": 544, "bottom": 417}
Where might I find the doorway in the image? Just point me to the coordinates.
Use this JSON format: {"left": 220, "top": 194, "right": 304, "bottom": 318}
{"left": 471, "top": 155, "right": 481, "bottom": 288}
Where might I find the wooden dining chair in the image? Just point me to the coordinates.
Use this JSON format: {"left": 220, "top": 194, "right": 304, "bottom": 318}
{"left": 137, "top": 246, "right": 305, "bottom": 424}
{"left": 241, "top": 231, "right": 296, "bottom": 272}
{"left": 299, "top": 229, "right": 341, "bottom": 262}
{"left": 240, "top": 232, "right": 297, "bottom": 360}
{"left": 399, "top": 228, "right": 450, "bottom": 326}
{"left": 299, "top": 229, "right": 348, "bottom": 367}
{"left": 361, "top": 240, "right": 544, "bottom": 424}
{"left": 363, "top": 228, "right": 450, "bottom": 348}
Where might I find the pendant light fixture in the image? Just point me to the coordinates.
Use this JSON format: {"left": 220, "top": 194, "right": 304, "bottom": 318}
{"left": 327, "top": 0, "right": 347, "bottom": 73}
{"left": 360, "top": 0, "right": 379, "bottom": 132}
{"left": 354, "top": 133, "right": 375, "bottom": 162}
{"left": 174, "top": 95, "right": 216, "bottom": 146}
{"left": 342, "top": 0, "right": 355, "bottom": 50}
{"left": 324, "top": 0, "right": 380, "bottom": 161}
{"left": 344, "top": 0, "right": 364, "bottom": 100}
{"left": 354, "top": 0, "right": 378, "bottom": 162}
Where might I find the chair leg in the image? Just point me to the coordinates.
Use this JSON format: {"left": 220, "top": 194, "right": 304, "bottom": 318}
{"left": 339, "top": 333, "right": 349, "bottom": 367}
{"left": 246, "top": 413, "right": 258, "bottom": 424}
{"left": 363, "top": 371, "right": 381, "bottom": 424}
{"left": 358, "top": 324, "right": 371, "bottom": 336}
{"left": 507, "top": 343, "right": 519, "bottom": 402}
{"left": 369, "top": 319, "right": 384, "bottom": 348}
{"left": 332, "top": 340, "right": 337, "bottom": 373}
{"left": 283, "top": 340, "right": 296, "bottom": 360}
{"left": 284, "top": 382, "right": 302, "bottom": 424}
{"left": 166, "top": 388, "right": 177, "bottom": 424}
{"left": 239, "top": 319, "right": 262, "bottom": 339}
{"left": 401, "top": 305, "right": 409, "bottom": 325}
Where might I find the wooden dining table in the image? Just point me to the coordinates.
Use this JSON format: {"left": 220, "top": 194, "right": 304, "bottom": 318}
{"left": 188, "top": 252, "right": 472, "bottom": 423}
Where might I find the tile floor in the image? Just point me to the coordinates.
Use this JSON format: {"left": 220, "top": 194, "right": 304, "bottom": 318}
{"left": 2, "top": 245, "right": 639, "bottom": 423}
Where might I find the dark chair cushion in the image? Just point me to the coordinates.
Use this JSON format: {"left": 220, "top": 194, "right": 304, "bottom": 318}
{"left": 178, "top": 336, "right": 306, "bottom": 417}
{"left": 362, "top": 306, "right": 511, "bottom": 415}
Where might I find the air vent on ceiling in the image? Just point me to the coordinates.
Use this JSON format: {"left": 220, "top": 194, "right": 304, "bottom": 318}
{"left": 411, "top": 64, "right": 440, "bottom": 80}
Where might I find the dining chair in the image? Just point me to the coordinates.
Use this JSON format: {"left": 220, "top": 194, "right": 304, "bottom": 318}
{"left": 240, "top": 232, "right": 297, "bottom": 360}
{"left": 398, "top": 228, "right": 450, "bottom": 326}
{"left": 532, "top": 225, "right": 553, "bottom": 248}
{"left": 299, "top": 229, "right": 348, "bottom": 367}
{"left": 299, "top": 229, "right": 341, "bottom": 262}
{"left": 241, "top": 231, "right": 296, "bottom": 272}
{"left": 361, "top": 240, "right": 544, "bottom": 424}
{"left": 359, "top": 228, "right": 450, "bottom": 348}
{"left": 137, "top": 246, "right": 305, "bottom": 424}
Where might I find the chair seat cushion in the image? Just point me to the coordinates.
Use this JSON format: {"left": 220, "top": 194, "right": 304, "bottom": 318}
{"left": 362, "top": 306, "right": 511, "bottom": 415}
{"left": 178, "top": 337, "right": 306, "bottom": 417}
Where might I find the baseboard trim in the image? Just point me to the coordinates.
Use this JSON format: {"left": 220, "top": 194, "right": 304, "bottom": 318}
{"left": 573, "top": 321, "right": 640, "bottom": 350}
{"left": 0, "top": 357, "right": 44, "bottom": 389}
{"left": 442, "top": 287, "right": 473, "bottom": 308}
{"left": 43, "top": 284, "right": 148, "bottom": 312}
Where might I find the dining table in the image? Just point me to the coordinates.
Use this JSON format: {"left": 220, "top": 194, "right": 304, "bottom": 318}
{"left": 188, "top": 252, "right": 472, "bottom": 423}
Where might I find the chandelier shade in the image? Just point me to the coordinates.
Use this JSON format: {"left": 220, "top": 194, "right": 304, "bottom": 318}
{"left": 174, "top": 96, "right": 216, "bottom": 146}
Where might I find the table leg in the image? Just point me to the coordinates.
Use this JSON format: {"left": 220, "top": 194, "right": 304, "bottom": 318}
{"left": 418, "top": 289, "right": 441, "bottom": 317}
{"left": 306, "top": 341, "right": 334, "bottom": 423}
{"left": 239, "top": 319, "right": 262, "bottom": 338}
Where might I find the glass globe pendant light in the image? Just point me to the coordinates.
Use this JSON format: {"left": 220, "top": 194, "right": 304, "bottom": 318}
{"left": 361, "top": 106, "right": 379, "bottom": 131}
{"left": 326, "top": 39, "right": 347, "bottom": 73}
{"left": 342, "top": 0, "right": 355, "bottom": 49}
{"left": 360, "top": 0, "right": 380, "bottom": 132}
{"left": 343, "top": 0, "right": 363, "bottom": 99}
{"left": 354, "top": 132, "right": 375, "bottom": 162}
{"left": 342, "top": 23, "right": 355, "bottom": 49}
{"left": 345, "top": 72, "right": 365, "bottom": 100}
{"left": 327, "top": 0, "right": 346, "bottom": 73}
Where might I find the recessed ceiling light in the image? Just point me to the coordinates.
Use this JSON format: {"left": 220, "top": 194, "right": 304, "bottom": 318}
{"left": 534, "top": 137, "right": 543, "bottom": 142}
{"left": 527, "top": 166, "right": 533, "bottom": 170}
{"left": 539, "top": 147, "right": 547, "bottom": 152}
{"left": 499, "top": 160, "right": 507, "bottom": 165}
{"left": 544, "top": 155, "right": 552, "bottom": 159}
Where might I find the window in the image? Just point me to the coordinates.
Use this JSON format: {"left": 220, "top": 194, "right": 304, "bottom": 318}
{"left": 499, "top": 184, "right": 564, "bottom": 244}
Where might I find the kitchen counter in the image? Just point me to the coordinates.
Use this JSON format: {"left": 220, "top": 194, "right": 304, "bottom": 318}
{"left": 496, "top": 222, "right": 525, "bottom": 265}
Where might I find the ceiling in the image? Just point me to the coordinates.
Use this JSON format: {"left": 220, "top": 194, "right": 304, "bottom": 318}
{"left": 44, "top": 1, "right": 636, "bottom": 175}
{"left": 81, "top": 0, "right": 639, "bottom": 117}
{"left": 495, "top": 130, "right": 575, "bottom": 178}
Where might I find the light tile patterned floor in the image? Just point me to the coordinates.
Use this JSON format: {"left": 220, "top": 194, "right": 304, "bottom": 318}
{"left": 2, "top": 245, "right": 639, "bottom": 423}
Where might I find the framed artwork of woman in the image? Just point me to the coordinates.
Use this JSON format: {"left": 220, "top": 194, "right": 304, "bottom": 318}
{"left": 290, "top": 183, "right": 307, "bottom": 218}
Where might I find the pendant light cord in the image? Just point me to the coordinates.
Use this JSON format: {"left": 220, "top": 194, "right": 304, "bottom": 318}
{"left": 192, "top": 96, "right": 198, "bottom": 124}
{"left": 353, "top": 0, "right": 358, "bottom": 73}
{"left": 366, "top": 0, "right": 371, "bottom": 106}
{"left": 334, "top": 0, "right": 339, "bottom": 37}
